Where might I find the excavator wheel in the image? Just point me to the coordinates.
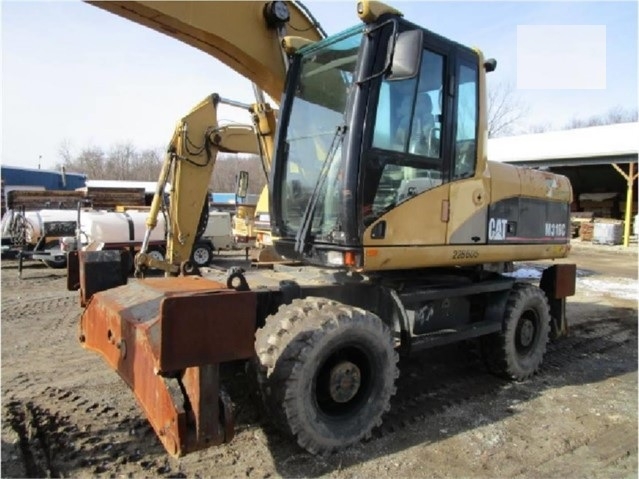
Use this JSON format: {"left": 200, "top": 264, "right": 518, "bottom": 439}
{"left": 255, "top": 297, "right": 398, "bottom": 455}
{"left": 191, "top": 243, "right": 212, "bottom": 267}
{"left": 180, "top": 261, "right": 200, "bottom": 276}
{"left": 219, "top": 388, "right": 235, "bottom": 443}
{"left": 481, "top": 283, "right": 551, "bottom": 381}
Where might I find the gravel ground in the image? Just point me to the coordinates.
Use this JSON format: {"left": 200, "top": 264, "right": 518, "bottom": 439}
{"left": 1, "top": 244, "right": 637, "bottom": 478}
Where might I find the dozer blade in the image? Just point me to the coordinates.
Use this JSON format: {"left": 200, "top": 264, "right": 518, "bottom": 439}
{"left": 79, "top": 277, "right": 257, "bottom": 456}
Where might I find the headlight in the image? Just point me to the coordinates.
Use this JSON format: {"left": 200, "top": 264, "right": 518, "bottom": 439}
{"left": 325, "top": 251, "right": 344, "bottom": 266}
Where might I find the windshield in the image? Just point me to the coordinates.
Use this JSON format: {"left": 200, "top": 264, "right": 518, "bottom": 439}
{"left": 278, "top": 27, "right": 362, "bottom": 241}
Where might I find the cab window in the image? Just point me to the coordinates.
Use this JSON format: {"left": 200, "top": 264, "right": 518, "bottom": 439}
{"left": 372, "top": 49, "right": 444, "bottom": 160}
{"left": 453, "top": 63, "right": 478, "bottom": 179}
{"left": 364, "top": 48, "right": 446, "bottom": 222}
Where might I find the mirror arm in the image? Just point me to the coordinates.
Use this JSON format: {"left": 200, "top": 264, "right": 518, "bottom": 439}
{"left": 356, "top": 19, "right": 398, "bottom": 85}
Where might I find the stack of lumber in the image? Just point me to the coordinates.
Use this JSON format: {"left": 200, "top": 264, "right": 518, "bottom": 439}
{"left": 579, "top": 222, "right": 594, "bottom": 241}
{"left": 7, "top": 190, "right": 85, "bottom": 210}
{"left": 6, "top": 187, "right": 147, "bottom": 211}
{"left": 82, "top": 187, "right": 146, "bottom": 209}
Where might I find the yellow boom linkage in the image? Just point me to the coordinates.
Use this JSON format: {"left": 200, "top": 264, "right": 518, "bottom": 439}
{"left": 86, "top": 1, "right": 325, "bottom": 273}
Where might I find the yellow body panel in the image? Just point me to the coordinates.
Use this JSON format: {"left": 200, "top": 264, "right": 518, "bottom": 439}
{"left": 364, "top": 242, "right": 570, "bottom": 271}
{"left": 447, "top": 174, "right": 491, "bottom": 244}
{"left": 364, "top": 184, "right": 450, "bottom": 248}
{"left": 486, "top": 161, "right": 521, "bottom": 202}
{"left": 518, "top": 166, "right": 573, "bottom": 203}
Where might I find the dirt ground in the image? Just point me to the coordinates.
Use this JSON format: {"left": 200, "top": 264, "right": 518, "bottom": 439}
{"left": 1, "top": 242, "right": 637, "bottom": 478}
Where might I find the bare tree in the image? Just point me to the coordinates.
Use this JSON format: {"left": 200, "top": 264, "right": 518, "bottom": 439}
{"left": 57, "top": 139, "right": 74, "bottom": 165}
{"left": 55, "top": 141, "right": 263, "bottom": 190}
{"left": 487, "top": 81, "right": 529, "bottom": 138}
{"left": 526, "top": 122, "right": 553, "bottom": 134}
{"left": 211, "top": 153, "right": 266, "bottom": 194}
{"left": 56, "top": 142, "right": 163, "bottom": 181}
{"left": 563, "top": 106, "right": 638, "bottom": 130}
{"left": 107, "top": 143, "right": 137, "bottom": 180}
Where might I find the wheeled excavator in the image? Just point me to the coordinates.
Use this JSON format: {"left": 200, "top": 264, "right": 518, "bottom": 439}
{"left": 75, "top": 0, "right": 576, "bottom": 457}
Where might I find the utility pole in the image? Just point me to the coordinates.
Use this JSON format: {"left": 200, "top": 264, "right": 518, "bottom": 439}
{"left": 38, "top": 155, "right": 42, "bottom": 169}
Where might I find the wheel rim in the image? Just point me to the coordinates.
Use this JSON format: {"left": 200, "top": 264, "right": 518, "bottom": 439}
{"left": 328, "top": 361, "right": 361, "bottom": 403}
{"left": 193, "top": 247, "right": 210, "bottom": 265}
{"left": 148, "top": 250, "right": 164, "bottom": 261}
{"left": 314, "top": 345, "right": 373, "bottom": 417}
{"left": 516, "top": 310, "right": 538, "bottom": 355}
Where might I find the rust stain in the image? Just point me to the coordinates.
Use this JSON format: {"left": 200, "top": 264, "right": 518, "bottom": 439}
{"left": 79, "top": 277, "right": 257, "bottom": 456}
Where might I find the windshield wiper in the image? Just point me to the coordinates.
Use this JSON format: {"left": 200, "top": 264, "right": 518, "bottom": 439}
{"left": 294, "top": 124, "right": 347, "bottom": 255}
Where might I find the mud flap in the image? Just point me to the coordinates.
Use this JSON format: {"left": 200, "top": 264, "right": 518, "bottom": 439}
{"left": 540, "top": 264, "right": 576, "bottom": 339}
{"left": 78, "top": 250, "right": 129, "bottom": 306}
{"left": 79, "top": 277, "right": 257, "bottom": 456}
{"left": 67, "top": 251, "right": 80, "bottom": 291}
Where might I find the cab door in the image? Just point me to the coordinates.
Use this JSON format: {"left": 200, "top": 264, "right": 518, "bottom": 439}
{"left": 362, "top": 39, "right": 454, "bottom": 248}
{"left": 447, "top": 55, "right": 490, "bottom": 246}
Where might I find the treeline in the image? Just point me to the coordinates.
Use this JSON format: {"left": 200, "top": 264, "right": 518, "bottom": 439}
{"left": 56, "top": 142, "right": 267, "bottom": 194}
{"left": 446, "top": 79, "right": 636, "bottom": 138}
{"left": 528, "top": 106, "right": 638, "bottom": 134}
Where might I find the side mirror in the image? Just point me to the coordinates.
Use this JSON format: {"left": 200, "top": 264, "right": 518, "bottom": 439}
{"left": 387, "top": 30, "right": 423, "bottom": 81}
{"left": 235, "top": 170, "right": 249, "bottom": 200}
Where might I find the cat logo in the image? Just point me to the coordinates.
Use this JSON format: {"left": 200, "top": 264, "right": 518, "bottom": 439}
{"left": 488, "top": 218, "right": 508, "bottom": 241}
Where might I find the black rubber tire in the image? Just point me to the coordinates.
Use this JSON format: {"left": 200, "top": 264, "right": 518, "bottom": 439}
{"left": 482, "top": 283, "right": 551, "bottom": 380}
{"left": 255, "top": 297, "right": 398, "bottom": 455}
{"left": 191, "top": 243, "right": 212, "bottom": 267}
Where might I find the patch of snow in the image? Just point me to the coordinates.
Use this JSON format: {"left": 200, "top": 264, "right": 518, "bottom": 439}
{"left": 577, "top": 277, "right": 638, "bottom": 301}
{"left": 505, "top": 268, "right": 637, "bottom": 301}
{"left": 504, "top": 268, "right": 543, "bottom": 279}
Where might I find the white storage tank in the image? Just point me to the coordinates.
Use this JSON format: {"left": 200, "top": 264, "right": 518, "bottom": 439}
{"left": 18, "top": 209, "right": 79, "bottom": 244}
{"left": 592, "top": 221, "right": 623, "bottom": 245}
{"left": 80, "top": 210, "right": 166, "bottom": 245}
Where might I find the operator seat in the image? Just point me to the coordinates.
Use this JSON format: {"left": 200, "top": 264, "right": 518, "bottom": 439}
{"left": 395, "top": 94, "right": 437, "bottom": 157}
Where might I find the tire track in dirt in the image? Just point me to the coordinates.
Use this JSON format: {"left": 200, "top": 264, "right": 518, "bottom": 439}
{"left": 369, "top": 315, "right": 636, "bottom": 441}
{"left": 2, "top": 384, "right": 179, "bottom": 478}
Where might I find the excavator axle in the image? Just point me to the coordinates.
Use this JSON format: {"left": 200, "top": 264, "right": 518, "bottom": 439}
{"left": 79, "top": 277, "right": 257, "bottom": 456}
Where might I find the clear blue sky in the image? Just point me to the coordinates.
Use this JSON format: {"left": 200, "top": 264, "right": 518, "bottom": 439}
{"left": 2, "top": 0, "right": 637, "bottom": 170}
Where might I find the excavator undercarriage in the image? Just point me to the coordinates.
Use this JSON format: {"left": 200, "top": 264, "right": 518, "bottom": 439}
{"left": 77, "top": 252, "right": 575, "bottom": 456}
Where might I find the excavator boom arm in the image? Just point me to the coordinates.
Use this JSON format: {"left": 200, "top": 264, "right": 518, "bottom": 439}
{"left": 139, "top": 95, "right": 260, "bottom": 272}
{"left": 86, "top": 1, "right": 324, "bottom": 101}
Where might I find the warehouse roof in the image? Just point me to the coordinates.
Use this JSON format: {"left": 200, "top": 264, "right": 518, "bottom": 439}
{"left": 488, "top": 122, "right": 639, "bottom": 167}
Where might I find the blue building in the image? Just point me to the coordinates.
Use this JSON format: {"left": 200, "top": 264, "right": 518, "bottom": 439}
{"left": 1, "top": 165, "right": 86, "bottom": 191}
